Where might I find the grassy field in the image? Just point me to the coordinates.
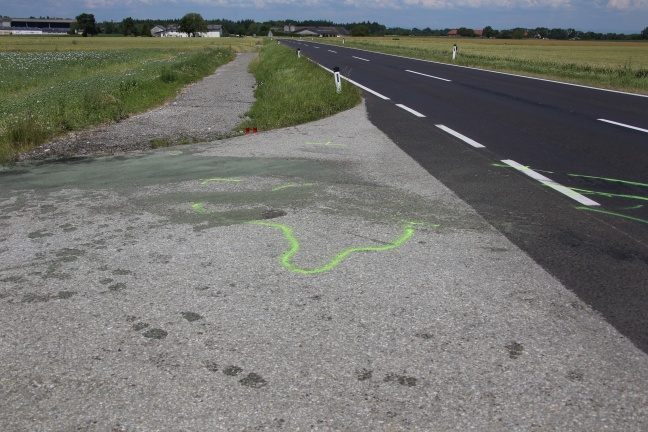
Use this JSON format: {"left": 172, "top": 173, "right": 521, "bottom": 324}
{"left": 313, "top": 37, "right": 648, "bottom": 94}
{"left": 2, "top": 35, "right": 645, "bottom": 164}
{"left": 0, "top": 36, "right": 265, "bottom": 164}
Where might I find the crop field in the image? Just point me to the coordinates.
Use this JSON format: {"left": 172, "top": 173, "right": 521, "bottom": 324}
{"left": 0, "top": 36, "right": 263, "bottom": 163}
{"left": 315, "top": 37, "right": 648, "bottom": 94}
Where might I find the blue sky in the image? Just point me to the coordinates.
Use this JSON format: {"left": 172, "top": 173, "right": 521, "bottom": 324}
{"left": 2, "top": 0, "right": 647, "bottom": 34}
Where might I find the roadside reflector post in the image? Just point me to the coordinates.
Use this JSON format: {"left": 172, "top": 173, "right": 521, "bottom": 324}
{"left": 333, "top": 66, "right": 342, "bottom": 93}
{"left": 452, "top": 43, "right": 457, "bottom": 61}
{"left": 297, "top": 48, "right": 301, "bottom": 58}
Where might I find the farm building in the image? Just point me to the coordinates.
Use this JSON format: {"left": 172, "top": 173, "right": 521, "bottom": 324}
{"left": 153, "top": 24, "right": 223, "bottom": 37}
{"left": 284, "top": 24, "right": 350, "bottom": 38}
{"left": 1, "top": 17, "right": 74, "bottom": 35}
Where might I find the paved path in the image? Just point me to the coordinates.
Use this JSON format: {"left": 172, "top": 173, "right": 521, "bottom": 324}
{"left": 1, "top": 58, "right": 647, "bottom": 431}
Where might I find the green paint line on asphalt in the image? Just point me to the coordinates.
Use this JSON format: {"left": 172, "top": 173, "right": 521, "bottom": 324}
{"left": 569, "top": 188, "right": 648, "bottom": 201}
{"left": 272, "top": 183, "right": 316, "bottom": 192}
{"left": 568, "top": 174, "right": 648, "bottom": 188}
{"left": 576, "top": 207, "right": 648, "bottom": 224}
{"left": 248, "top": 221, "right": 437, "bottom": 274}
{"left": 191, "top": 202, "right": 210, "bottom": 214}
{"left": 201, "top": 178, "right": 242, "bottom": 185}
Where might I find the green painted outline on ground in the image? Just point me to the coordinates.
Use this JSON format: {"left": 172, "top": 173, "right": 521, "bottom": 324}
{"left": 568, "top": 174, "right": 648, "bottom": 188}
{"left": 201, "top": 178, "right": 242, "bottom": 185}
{"left": 272, "top": 183, "right": 317, "bottom": 192}
{"left": 191, "top": 202, "right": 210, "bottom": 214}
{"left": 247, "top": 221, "right": 437, "bottom": 274}
{"left": 576, "top": 207, "right": 648, "bottom": 225}
{"left": 568, "top": 188, "right": 648, "bottom": 202}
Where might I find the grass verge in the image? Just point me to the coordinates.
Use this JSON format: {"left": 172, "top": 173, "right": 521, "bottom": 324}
{"left": 1, "top": 46, "right": 235, "bottom": 165}
{"left": 241, "top": 42, "right": 362, "bottom": 131}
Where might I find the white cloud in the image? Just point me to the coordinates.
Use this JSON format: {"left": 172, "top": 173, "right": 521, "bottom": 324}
{"left": 606, "top": 0, "right": 648, "bottom": 9}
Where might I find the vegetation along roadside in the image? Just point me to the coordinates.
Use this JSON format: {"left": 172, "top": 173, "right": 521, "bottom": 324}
{"left": 0, "top": 37, "right": 360, "bottom": 165}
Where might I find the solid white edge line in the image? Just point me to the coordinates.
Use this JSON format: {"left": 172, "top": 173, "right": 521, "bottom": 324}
{"left": 598, "top": 119, "right": 648, "bottom": 134}
{"left": 406, "top": 70, "right": 452, "bottom": 82}
{"left": 318, "top": 64, "right": 390, "bottom": 100}
{"left": 301, "top": 42, "right": 648, "bottom": 99}
{"left": 435, "top": 125, "right": 485, "bottom": 148}
{"left": 352, "top": 56, "right": 370, "bottom": 62}
{"left": 502, "top": 159, "right": 600, "bottom": 207}
{"left": 396, "top": 104, "right": 426, "bottom": 117}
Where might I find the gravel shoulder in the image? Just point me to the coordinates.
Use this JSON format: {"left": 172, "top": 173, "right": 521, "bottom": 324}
{"left": 18, "top": 53, "right": 257, "bottom": 162}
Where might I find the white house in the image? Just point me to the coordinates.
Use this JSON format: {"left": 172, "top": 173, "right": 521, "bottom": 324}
{"left": 199, "top": 24, "right": 223, "bottom": 38}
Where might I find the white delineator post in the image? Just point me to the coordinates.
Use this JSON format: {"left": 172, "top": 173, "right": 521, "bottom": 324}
{"left": 297, "top": 48, "right": 301, "bottom": 58}
{"left": 333, "top": 66, "right": 342, "bottom": 93}
{"left": 452, "top": 43, "right": 457, "bottom": 61}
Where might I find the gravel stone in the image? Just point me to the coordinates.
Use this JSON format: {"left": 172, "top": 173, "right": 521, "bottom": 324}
{"left": 17, "top": 52, "right": 257, "bottom": 162}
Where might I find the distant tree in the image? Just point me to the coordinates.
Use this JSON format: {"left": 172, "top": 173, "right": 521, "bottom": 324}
{"left": 511, "top": 28, "right": 527, "bottom": 39}
{"left": 121, "top": 17, "right": 138, "bottom": 36}
{"left": 351, "top": 25, "right": 371, "bottom": 37}
{"left": 457, "top": 27, "right": 475, "bottom": 37}
{"left": 549, "top": 28, "right": 568, "bottom": 39}
{"left": 482, "top": 26, "right": 496, "bottom": 38}
{"left": 179, "top": 12, "right": 207, "bottom": 37}
{"left": 75, "top": 13, "right": 98, "bottom": 37}
{"left": 642, "top": 26, "right": 648, "bottom": 39}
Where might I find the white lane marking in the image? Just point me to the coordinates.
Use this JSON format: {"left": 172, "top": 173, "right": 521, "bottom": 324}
{"left": 317, "top": 64, "right": 391, "bottom": 100}
{"left": 406, "top": 70, "right": 452, "bottom": 82}
{"left": 435, "top": 125, "right": 485, "bottom": 148}
{"left": 396, "top": 104, "right": 426, "bottom": 117}
{"left": 321, "top": 44, "right": 648, "bottom": 99}
{"left": 352, "top": 56, "right": 370, "bottom": 62}
{"left": 328, "top": 50, "right": 337, "bottom": 53}
{"left": 502, "top": 159, "right": 600, "bottom": 206}
{"left": 598, "top": 119, "right": 648, "bottom": 134}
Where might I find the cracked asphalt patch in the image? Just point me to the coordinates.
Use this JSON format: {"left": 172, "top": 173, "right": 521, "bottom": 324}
{"left": 1, "top": 102, "right": 647, "bottom": 430}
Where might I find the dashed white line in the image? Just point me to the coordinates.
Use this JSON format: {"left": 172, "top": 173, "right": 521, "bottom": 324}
{"left": 598, "top": 119, "right": 648, "bottom": 134}
{"left": 406, "top": 70, "right": 452, "bottom": 82}
{"left": 328, "top": 50, "right": 337, "bottom": 53}
{"left": 435, "top": 125, "right": 485, "bottom": 148}
{"left": 396, "top": 104, "right": 426, "bottom": 117}
{"left": 502, "top": 159, "right": 600, "bottom": 206}
{"left": 352, "top": 56, "right": 370, "bottom": 62}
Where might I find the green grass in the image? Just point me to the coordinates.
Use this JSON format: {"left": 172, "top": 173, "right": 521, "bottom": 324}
{"left": 311, "top": 37, "right": 648, "bottom": 94}
{"left": 0, "top": 45, "right": 236, "bottom": 164}
{"left": 241, "top": 42, "right": 362, "bottom": 131}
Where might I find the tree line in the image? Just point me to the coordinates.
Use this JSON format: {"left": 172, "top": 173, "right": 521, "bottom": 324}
{"left": 71, "top": 13, "right": 647, "bottom": 41}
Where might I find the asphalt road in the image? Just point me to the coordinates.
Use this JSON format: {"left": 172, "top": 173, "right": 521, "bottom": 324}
{"left": 2, "top": 102, "right": 648, "bottom": 430}
{"left": 280, "top": 39, "right": 648, "bottom": 354}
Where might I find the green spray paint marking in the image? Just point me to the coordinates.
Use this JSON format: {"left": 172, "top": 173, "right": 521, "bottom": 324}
{"left": 619, "top": 204, "right": 644, "bottom": 210}
{"left": 576, "top": 207, "right": 648, "bottom": 225}
{"left": 305, "top": 141, "right": 346, "bottom": 147}
{"left": 201, "top": 178, "right": 242, "bottom": 185}
{"left": 191, "top": 202, "right": 210, "bottom": 214}
{"left": 247, "top": 221, "right": 436, "bottom": 274}
{"left": 568, "top": 174, "right": 648, "bottom": 188}
{"left": 568, "top": 188, "right": 648, "bottom": 202}
{"left": 491, "top": 163, "right": 554, "bottom": 174}
{"left": 272, "top": 183, "right": 316, "bottom": 192}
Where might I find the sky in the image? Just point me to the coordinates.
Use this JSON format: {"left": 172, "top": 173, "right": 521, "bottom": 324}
{"left": 2, "top": 0, "right": 647, "bottom": 34}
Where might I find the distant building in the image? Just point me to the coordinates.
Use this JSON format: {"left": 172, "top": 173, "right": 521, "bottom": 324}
{"left": 154, "top": 23, "right": 223, "bottom": 37}
{"left": 1, "top": 17, "right": 74, "bottom": 35}
{"left": 447, "top": 29, "right": 484, "bottom": 37}
{"left": 285, "top": 25, "right": 349, "bottom": 38}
